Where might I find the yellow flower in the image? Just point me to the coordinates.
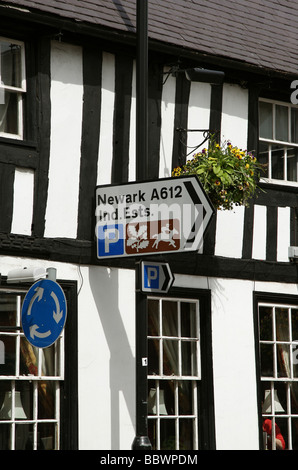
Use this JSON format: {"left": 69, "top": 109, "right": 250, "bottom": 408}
{"left": 245, "top": 164, "right": 250, "bottom": 169}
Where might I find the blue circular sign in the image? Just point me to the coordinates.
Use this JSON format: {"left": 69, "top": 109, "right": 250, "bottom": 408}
{"left": 21, "top": 279, "right": 67, "bottom": 348}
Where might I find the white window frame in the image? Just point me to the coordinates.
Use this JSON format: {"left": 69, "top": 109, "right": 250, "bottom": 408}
{"left": 0, "top": 289, "right": 64, "bottom": 450}
{"left": 259, "top": 98, "right": 298, "bottom": 187}
{"left": 0, "top": 36, "right": 26, "bottom": 140}
{"left": 259, "top": 301, "right": 298, "bottom": 450}
{"left": 147, "top": 297, "right": 200, "bottom": 450}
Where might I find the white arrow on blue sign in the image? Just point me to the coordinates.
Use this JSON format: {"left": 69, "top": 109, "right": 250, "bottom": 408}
{"left": 140, "top": 261, "right": 174, "bottom": 293}
{"left": 21, "top": 279, "right": 67, "bottom": 348}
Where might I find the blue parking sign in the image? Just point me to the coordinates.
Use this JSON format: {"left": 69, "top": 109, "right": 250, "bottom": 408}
{"left": 97, "top": 224, "right": 124, "bottom": 257}
{"left": 140, "top": 261, "right": 174, "bottom": 293}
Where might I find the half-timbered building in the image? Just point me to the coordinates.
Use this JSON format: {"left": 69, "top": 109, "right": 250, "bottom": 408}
{"left": 0, "top": 0, "right": 297, "bottom": 450}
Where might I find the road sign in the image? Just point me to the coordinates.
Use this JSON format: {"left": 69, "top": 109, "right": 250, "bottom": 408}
{"left": 95, "top": 175, "right": 214, "bottom": 259}
{"left": 21, "top": 279, "right": 67, "bottom": 348}
{"left": 140, "top": 261, "right": 174, "bottom": 293}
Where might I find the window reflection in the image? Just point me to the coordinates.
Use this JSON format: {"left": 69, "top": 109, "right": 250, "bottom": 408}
{"left": 148, "top": 298, "right": 200, "bottom": 449}
{"left": 259, "top": 303, "right": 298, "bottom": 449}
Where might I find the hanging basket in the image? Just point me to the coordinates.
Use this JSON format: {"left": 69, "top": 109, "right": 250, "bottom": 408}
{"left": 172, "top": 136, "right": 265, "bottom": 210}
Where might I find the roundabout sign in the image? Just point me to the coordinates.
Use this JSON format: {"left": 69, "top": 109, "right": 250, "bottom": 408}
{"left": 21, "top": 279, "right": 67, "bottom": 348}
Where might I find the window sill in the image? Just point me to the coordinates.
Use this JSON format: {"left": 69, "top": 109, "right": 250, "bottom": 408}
{"left": 259, "top": 178, "right": 298, "bottom": 189}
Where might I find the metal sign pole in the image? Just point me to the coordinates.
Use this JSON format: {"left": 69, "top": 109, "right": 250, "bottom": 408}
{"left": 132, "top": 0, "right": 151, "bottom": 450}
{"left": 132, "top": 261, "right": 151, "bottom": 450}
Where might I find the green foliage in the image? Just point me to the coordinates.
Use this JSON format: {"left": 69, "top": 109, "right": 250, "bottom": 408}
{"left": 172, "top": 136, "right": 265, "bottom": 210}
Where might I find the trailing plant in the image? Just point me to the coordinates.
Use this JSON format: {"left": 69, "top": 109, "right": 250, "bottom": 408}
{"left": 172, "top": 136, "right": 265, "bottom": 210}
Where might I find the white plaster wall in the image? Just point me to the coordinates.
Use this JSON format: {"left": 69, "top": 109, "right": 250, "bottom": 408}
{"left": 45, "top": 41, "right": 83, "bottom": 238}
{"left": 128, "top": 60, "right": 136, "bottom": 182}
{"left": 210, "top": 277, "right": 259, "bottom": 450}
{"left": 78, "top": 265, "right": 136, "bottom": 450}
{"left": 187, "top": 81, "right": 211, "bottom": 153}
{"left": 221, "top": 83, "right": 248, "bottom": 149}
{"left": 277, "top": 206, "right": 291, "bottom": 262}
{"left": 215, "top": 205, "right": 245, "bottom": 258}
{"left": 252, "top": 205, "right": 267, "bottom": 260}
{"left": 11, "top": 167, "right": 34, "bottom": 235}
{"left": 159, "top": 67, "right": 176, "bottom": 178}
{"left": 97, "top": 52, "right": 115, "bottom": 186}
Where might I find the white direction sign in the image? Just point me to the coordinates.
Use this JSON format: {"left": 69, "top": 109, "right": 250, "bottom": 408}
{"left": 95, "top": 176, "right": 214, "bottom": 259}
{"left": 140, "top": 261, "right": 174, "bottom": 293}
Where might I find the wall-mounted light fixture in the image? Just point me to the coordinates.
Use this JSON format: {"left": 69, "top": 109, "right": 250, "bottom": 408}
{"left": 184, "top": 67, "right": 225, "bottom": 84}
{"left": 163, "top": 64, "right": 225, "bottom": 85}
{"left": 7, "top": 267, "right": 57, "bottom": 283}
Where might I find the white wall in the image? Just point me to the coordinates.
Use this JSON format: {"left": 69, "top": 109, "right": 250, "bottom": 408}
{"left": 78, "top": 265, "right": 136, "bottom": 450}
{"left": 1, "top": 255, "right": 298, "bottom": 450}
{"left": 45, "top": 41, "right": 83, "bottom": 239}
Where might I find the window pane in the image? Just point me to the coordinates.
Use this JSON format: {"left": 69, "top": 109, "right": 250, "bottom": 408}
{"left": 15, "top": 423, "right": 32, "bottom": 450}
{"left": 290, "top": 386, "right": 298, "bottom": 414}
{"left": 179, "top": 419, "right": 194, "bottom": 450}
{"left": 181, "top": 302, "right": 197, "bottom": 337}
{"left": 275, "top": 418, "right": 287, "bottom": 450}
{"left": 261, "top": 343, "right": 274, "bottom": 377}
{"left": 262, "top": 385, "right": 286, "bottom": 414}
{"left": 20, "top": 337, "right": 38, "bottom": 376}
{"left": 148, "top": 419, "right": 157, "bottom": 450}
{"left": 160, "top": 419, "right": 175, "bottom": 449}
{"left": 178, "top": 381, "right": 192, "bottom": 415}
{"left": 258, "top": 142, "right": 269, "bottom": 178}
{"left": 276, "top": 308, "right": 289, "bottom": 341}
{"left": 16, "top": 381, "right": 32, "bottom": 420}
{"left": 0, "top": 336, "right": 16, "bottom": 376}
{"left": 271, "top": 145, "right": 285, "bottom": 179}
{"left": 38, "top": 381, "right": 55, "bottom": 419}
{"left": 259, "top": 306, "right": 273, "bottom": 341}
{"left": 38, "top": 422, "right": 56, "bottom": 450}
{"left": 163, "top": 339, "right": 178, "bottom": 375}
{"left": 287, "top": 147, "right": 298, "bottom": 182}
{"left": 181, "top": 340, "right": 197, "bottom": 376}
{"left": 292, "top": 309, "right": 298, "bottom": 341}
{"left": 259, "top": 101, "right": 273, "bottom": 139}
{"left": 148, "top": 300, "right": 159, "bottom": 336}
{"left": 0, "top": 382, "right": 12, "bottom": 419}
{"left": 0, "top": 89, "right": 19, "bottom": 135}
{"left": 0, "top": 295, "right": 17, "bottom": 327}
{"left": 0, "top": 424, "right": 10, "bottom": 449}
{"left": 148, "top": 383, "right": 173, "bottom": 416}
{"left": 162, "top": 301, "right": 178, "bottom": 337}
{"left": 41, "top": 344, "right": 57, "bottom": 376}
{"left": 276, "top": 105, "right": 289, "bottom": 142}
{"left": 148, "top": 338, "right": 159, "bottom": 375}
{"left": 277, "top": 344, "right": 290, "bottom": 378}
{"left": 291, "top": 418, "right": 298, "bottom": 450}
{"left": 291, "top": 108, "right": 298, "bottom": 143}
{"left": 1, "top": 41, "right": 22, "bottom": 88}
